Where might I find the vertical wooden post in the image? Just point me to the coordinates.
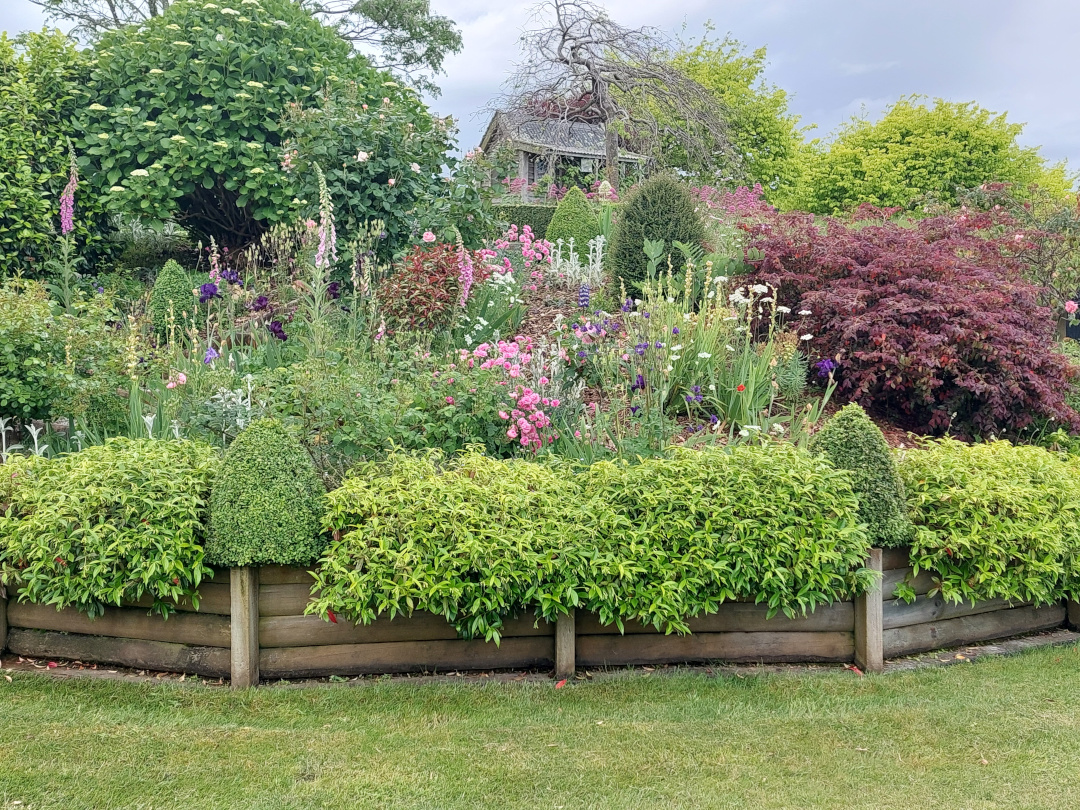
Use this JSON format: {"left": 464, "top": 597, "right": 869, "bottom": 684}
{"left": 555, "top": 609, "right": 576, "bottom": 679}
{"left": 0, "top": 584, "right": 8, "bottom": 656}
{"left": 230, "top": 567, "right": 259, "bottom": 689}
{"left": 855, "top": 548, "right": 884, "bottom": 674}
{"left": 1068, "top": 600, "right": 1080, "bottom": 631}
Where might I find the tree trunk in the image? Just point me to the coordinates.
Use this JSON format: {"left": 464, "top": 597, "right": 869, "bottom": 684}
{"left": 604, "top": 122, "right": 619, "bottom": 191}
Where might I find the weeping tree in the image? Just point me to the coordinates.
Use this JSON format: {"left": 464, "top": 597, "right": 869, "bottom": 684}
{"left": 31, "top": 0, "right": 462, "bottom": 93}
{"left": 501, "top": 0, "right": 742, "bottom": 189}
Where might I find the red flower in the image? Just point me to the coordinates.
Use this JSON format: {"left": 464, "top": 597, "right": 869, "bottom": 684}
{"left": 327, "top": 609, "right": 338, "bottom": 624}
{"left": 736, "top": 384, "right": 746, "bottom": 392}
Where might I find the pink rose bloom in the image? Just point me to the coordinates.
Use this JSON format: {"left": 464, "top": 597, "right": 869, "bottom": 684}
{"left": 422, "top": 231, "right": 436, "bottom": 242}
{"left": 388, "top": 178, "right": 396, "bottom": 186}
{"left": 1066, "top": 300, "right": 1078, "bottom": 315}
{"left": 177, "top": 373, "right": 187, "bottom": 384}
{"left": 445, "top": 396, "right": 455, "bottom": 405}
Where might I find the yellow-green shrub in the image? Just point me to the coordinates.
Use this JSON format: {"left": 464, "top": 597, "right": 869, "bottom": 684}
{"left": 312, "top": 445, "right": 874, "bottom": 640}
{"left": 0, "top": 438, "right": 220, "bottom": 617}
{"left": 899, "top": 439, "right": 1080, "bottom": 605}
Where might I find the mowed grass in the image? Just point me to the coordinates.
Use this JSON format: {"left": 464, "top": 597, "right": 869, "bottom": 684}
{"left": 2, "top": 645, "right": 1079, "bottom": 810}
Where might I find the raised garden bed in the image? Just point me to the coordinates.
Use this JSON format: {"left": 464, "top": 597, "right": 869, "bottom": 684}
{"left": 3, "top": 551, "right": 1076, "bottom": 687}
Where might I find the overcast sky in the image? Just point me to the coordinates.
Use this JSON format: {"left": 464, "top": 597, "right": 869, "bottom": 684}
{"left": 5, "top": 0, "right": 1079, "bottom": 169}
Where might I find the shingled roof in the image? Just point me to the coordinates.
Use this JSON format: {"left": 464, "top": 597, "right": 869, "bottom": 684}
{"left": 479, "top": 111, "right": 645, "bottom": 160}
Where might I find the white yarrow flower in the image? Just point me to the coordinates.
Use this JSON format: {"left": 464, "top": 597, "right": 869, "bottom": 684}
{"left": 799, "top": 309, "right": 812, "bottom": 316}
{"left": 801, "top": 334, "right": 813, "bottom": 341}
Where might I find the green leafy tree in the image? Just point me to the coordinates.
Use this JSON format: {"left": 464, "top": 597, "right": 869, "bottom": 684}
{"left": 796, "top": 96, "right": 1072, "bottom": 214}
{"left": 663, "top": 31, "right": 806, "bottom": 202}
{"left": 147, "top": 259, "right": 193, "bottom": 340}
{"left": 0, "top": 30, "right": 108, "bottom": 275}
{"left": 77, "top": 0, "right": 389, "bottom": 247}
{"left": 544, "top": 186, "right": 600, "bottom": 249}
{"left": 32, "top": 0, "right": 463, "bottom": 95}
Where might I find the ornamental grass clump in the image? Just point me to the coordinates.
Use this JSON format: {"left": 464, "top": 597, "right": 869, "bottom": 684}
{"left": 898, "top": 439, "right": 1080, "bottom": 606}
{"left": 207, "top": 418, "right": 327, "bottom": 568}
{"left": 312, "top": 448, "right": 586, "bottom": 642}
{"left": 810, "top": 403, "right": 914, "bottom": 548}
{"left": 0, "top": 438, "right": 219, "bottom": 617}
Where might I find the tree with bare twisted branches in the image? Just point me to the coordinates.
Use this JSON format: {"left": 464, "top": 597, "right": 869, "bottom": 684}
{"left": 500, "top": 0, "right": 742, "bottom": 189}
{"left": 30, "top": 0, "right": 461, "bottom": 94}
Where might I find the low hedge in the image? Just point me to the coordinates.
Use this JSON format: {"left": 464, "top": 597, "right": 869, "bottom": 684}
{"left": 898, "top": 439, "right": 1080, "bottom": 606}
{"left": 311, "top": 445, "right": 874, "bottom": 640}
{"left": 0, "top": 438, "right": 220, "bottom": 617}
{"left": 492, "top": 203, "right": 557, "bottom": 237}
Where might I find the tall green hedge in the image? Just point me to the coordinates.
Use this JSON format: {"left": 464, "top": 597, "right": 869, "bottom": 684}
{"left": 311, "top": 445, "right": 873, "bottom": 640}
{"left": 492, "top": 203, "right": 557, "bottom": 237}
{"left": 206, "top": 419, "right": 327, "bottom": 567}
{"left": 810, "top": 403, "right": 914, "bottom": 548}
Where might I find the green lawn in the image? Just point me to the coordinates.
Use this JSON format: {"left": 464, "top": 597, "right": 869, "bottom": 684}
{"left": 2, "top": 646, "right": 1079, "bottom": 809}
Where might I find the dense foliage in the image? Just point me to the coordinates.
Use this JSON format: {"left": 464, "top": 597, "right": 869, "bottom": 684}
{"left": 544, "top": 186, "right": 600, "bottom": 250}
{"left": 611, "top": 175, "right": 705, "bottom": 286}
{"left": 312, "top": 446, "right": 873, "bottom": 641}
{"left": 206, "top": 419, "right": 327, "bottom": 567}
{"left": 797, "top": 97, "right": 1070, "bottom": 214}
{"left": 0, "top": 438, "right": 219, "bottom": 617}
{"left": 148, "top": 259, "right": 193, "bottom": 340}
{"left": 899, "top": 439, "right": 1080, "bottom": 606}
{"left": 809, "top": 404, "right": 913, "bottom": 548}
{"left": 0, "top": 280, "right": 63, "bottom": 419}
{"left": 493, "top": 203, "right": 556, "bottom": 236}
{"left": 282, "top": 80, "right": 497, "bottom": 257}
{"left": 665, "top": 34, "right": 805, "bottom": 202}
{"left": 750, "top": 209, "right": 1079, "bottom": 434}
{"left": 379, "top": 242, "right": 469, "bottom": 332}
{"left": 0, "top": 30, "right": 107, "bottom": 274}
{"left": 78, "top": 0, "right": 383, "bottom": 247}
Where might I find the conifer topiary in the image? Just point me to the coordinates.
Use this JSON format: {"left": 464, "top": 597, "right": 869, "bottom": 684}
{"left": 545, "top": 186, "right": 601, "bottom": 250}
{"left": 148, "top": 260, "right": 192, "bottom": 340}
{"left": 809, "top": 403, "right": 914, "bottom": 548}
{"left": 611, "top": 175, "right": 705, "bottom": 287}
{"left": 206, "top": 418, "right": 328, "bottom": 567}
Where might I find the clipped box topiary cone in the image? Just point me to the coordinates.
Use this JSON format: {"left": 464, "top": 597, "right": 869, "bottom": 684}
{"left": 809, "top": 403, "right": 915, "bottom": 548}
{"left": 206, "top": 418, "right": 328, "bottom": 567}
{"left": 545, "top": 186, "right": 601, "bottom": 251}
{"left": 148, "top": 259, "right": 193, "bottom": 341}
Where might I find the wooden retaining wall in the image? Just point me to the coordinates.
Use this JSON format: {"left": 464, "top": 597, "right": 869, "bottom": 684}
{"left": 0, "top": 551, "right": 1076, "bottom": 687}
{"left": 878, "top": 548, "right": 1068, "bottom": 658}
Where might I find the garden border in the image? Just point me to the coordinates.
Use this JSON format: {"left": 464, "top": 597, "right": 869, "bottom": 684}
{"left": 1, "top": 551, "right": 1077, "bottom": 687}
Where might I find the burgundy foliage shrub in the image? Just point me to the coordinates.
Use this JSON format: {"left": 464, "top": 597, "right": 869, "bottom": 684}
{"left": 378, "top": 243, "right": 489, "bottom": 332}
{"left": 746, "top": 209, "right": 1079, "bottom": 434}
